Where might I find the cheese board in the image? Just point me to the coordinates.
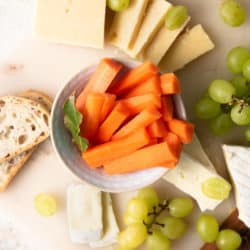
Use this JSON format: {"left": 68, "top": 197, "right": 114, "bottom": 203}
{"left": 0, "top": 0, "right": 250, "bottom": 250}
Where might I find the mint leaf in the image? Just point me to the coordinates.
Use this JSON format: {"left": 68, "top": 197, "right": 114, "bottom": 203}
{"left": 63, "top": 94, "right": 89, "bottom": 152}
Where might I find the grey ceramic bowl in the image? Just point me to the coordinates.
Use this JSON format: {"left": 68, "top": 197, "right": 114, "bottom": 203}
{"left": 50, "top": 59, "right": 186, "bottom": 193}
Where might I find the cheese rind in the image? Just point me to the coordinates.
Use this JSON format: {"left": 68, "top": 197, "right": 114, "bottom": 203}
{"left": 35, "top": 0, "right": 106, "bottom": 48}
{"left": 160, "top": 24, "right": 215, "bottom": 72}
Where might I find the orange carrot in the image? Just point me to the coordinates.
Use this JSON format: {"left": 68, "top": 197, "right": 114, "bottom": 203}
{"left": 80, "top": 93, "right": 105, "bottom": 139}
{"left": 82, "top": 128, "right": 151, "bottom": 168}
{"left": 147, "top": 119, "right": 168, "bottom": 138}
{"left": 118, "top": 94, "right": 161, "bottom": 115}
{"left": 111, "top": 61, "right": 159, "bottom": 95}
{"left": 161, "top": 96, "right": 174, "bottom": 122}
{"left": 160, "top": 73, "right": 181, "bottom": 95}
{"left": 99, "top": 94, "right": 116, "bottom": 123}
{"left": 104, "top": 142, "right": 177, "bottom": 175}
{"left": 96, "top": 102, "right": 131, "bottom": 143}
{"left": 167, "top": 119, "right": 195, "bottom": 144}
{"left": 76, "top": 58, "right": 123, "bottom": 113}
{"left": 164, "top": 132, "right": 183, "bottom": 158}
{"left": 112, "top": 109, "right": 162, "bottom": 140}
{"left": 147, "top": 138, "right": 158, "bottom": 146}
{"left": 123, "top": 75, "right": 162, "bottom": 98}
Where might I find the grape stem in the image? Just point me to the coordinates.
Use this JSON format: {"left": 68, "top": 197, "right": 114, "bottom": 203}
{"left": 143, "top": 200, "right": 169, "bottom": 234}
{"left": 228, "top": 96, "right": 250, "bottom": 112}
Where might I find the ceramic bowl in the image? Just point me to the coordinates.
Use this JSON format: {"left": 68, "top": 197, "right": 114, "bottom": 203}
{"left": 50, "top": 59, "right": 186, "bottom": 193}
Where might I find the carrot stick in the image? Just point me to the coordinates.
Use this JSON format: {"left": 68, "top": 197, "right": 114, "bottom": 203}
{"left": 112, "top": 108, "right": 162, "bottom": 140}
{"left": 160, "top": 73, "right": 181, "bottom": 95}
{"left": 96, "top": 102, "right": 131, "bottom": 143}
{"left": 147, "top": 138, "right": 158, "bottom": 146}
{"left": 161, "top": 96, "right": 174, "bottom": 122}
{"left": 123, "top": 75, "right": 162, "bottom": 98}
{"left": 167, "top": 119, "right": 195, "bottom": 144}
{"left": 111, "top": 61, "right": 159, "bottom": 95}
{"left": 104, "top": 142, "right": 177, "bottom": 175}
{"left": 99, "top": 94, "right": 116, "bottom": 123}
{"left": 82, "top": 128, "right": 151, "bottom": 168}
{"left": 76, "top": 58, "right": 123, "bottom": 114}
{"left": 147, "top": 118, "right": 168, "bottom": 138}
{"left": 80, "top": 93, "right": 105, "bottom": 139}
{"left": 164, "top": 132, "right": 183, "bottom": 158}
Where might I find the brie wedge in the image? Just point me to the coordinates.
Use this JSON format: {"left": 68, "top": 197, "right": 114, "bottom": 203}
{"left": 222, "top": 145, "right": 250, "bottom": 227}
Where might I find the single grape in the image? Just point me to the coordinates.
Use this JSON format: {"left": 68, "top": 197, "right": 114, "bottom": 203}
{"left": 195, "top": 97, "right": 221, "bottom": 120}
{"left": 243, "top": 59, "right": 250, "bottom": 81}
{"left": 196, "top": 214, "right": 219, "bottom": 243}
{"left": 210, "top": 113, "right": 234, "bottom": 136}
{"left": 123, "top": 212, "right": 141, "bottom": 225}
{"left": 159, "top": 216, "right": 187, "bottom": 240}
{"left": 108, "top": 0, "right": 130, "bottom": 12}
{"left": 146, "top": 229, "right": 171, "bottom": 250}
{"left": 126, "top": 198, "right": 148, "bottom": 221}
{"left": 220, "top": 0, "right": 246, "bottom": 27}
{"left": 34, "top": 193, "right": 57, "bottom": 216}
{"left": 227, "top": 47, "right": 250, "bottom": 74}
{"left": 231, "top": 75, "right": 249, "bottom": 97}
{"left": 245, "top": 127, "right": 250, "bottom": 142}
{"left": 201, "top": 177, "right": 231, "bottom": 200}
{"left": 168, "top": 197, "right": 194, "bottom": 218}
{"left": 165, "top": 6, "right": 189, "bottom": 30}
{"left": 231, "top": 104, "right": 250, "bottom": 125}
{"left": 209, "top": 80, "right": 236, "bottom": 104}
{"left": 216, "top": 229, "right": 242, "bottom": 250}
{"left": 137, "top": 187, "right": 159, "bottom": 209}
{"left": 118, "top": 223, "right": 147, "bottom": 249}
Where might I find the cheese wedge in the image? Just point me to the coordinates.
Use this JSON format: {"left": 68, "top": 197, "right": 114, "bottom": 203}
{"left": 143, "top": 16, "right": 191, "bottom": 64}
{"left": 127, "top": 0, "right": 172, "bottom": 58}
{"left": 89, "top": 193, "right": 119, "bottom": 248}
{"left": 67, "top": 184, "right": 103, "bottom": 243}
{"left": 222, "top": 145, "right": 250, "bottom": 227}
{"left": 163, "top": 153, "right": 230, "bottom": 211}
{"left": 160, "top": 24, "right": 215, "bottom": 72}
{"left": 109, "top": 0, "right": 150, "bottom": 50}
{"left": 35, "top": 0, "right": 106, "bottom": 48}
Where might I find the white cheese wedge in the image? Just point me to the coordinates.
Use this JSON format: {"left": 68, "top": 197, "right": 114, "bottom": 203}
{"left": 160, "top": 24, "right": 215, "bottom": 72}
{"left": 35, "top": 0, "right": 106, "bottom": 48}
{"left": 89, "top": 193, "right": 119, "bottom": 248}
{"left": 109, "top": 0, "right": 150, "bottom": 50}
{"left": 67, "top": 184, "right": 103, "bottom": 243}
{"left": 222, "top": 145, "right": 250, "bottom": 227}
{"left": 163, "top": 153, "right": 229, "bottom": 211}
{"left": 143, "top": 17, "right": 191, "bottom": 65}
{"left": 127, "top": 0, "right": 172, "bottom": 58}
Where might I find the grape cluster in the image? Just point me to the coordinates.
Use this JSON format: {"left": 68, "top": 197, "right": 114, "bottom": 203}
{"left": 117, "top": 187, "right": 194, "bottom": 250}
{"left": 195, "top": 46, "right": 250, "bottom": 141}
{"left": 196, "top": 214, "right": 242, "bottom": 250}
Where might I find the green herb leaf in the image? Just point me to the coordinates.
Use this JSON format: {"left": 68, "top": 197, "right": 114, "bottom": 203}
{"left": 63, "top": 94, "right": 89, "bottom": 152}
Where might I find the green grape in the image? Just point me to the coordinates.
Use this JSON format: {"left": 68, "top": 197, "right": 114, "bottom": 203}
{"left": 208, "top": 80, "right": 236, "bottom": 104}
{"left": 201, "top": 177, "right": 231, "bottom": 200}
{"left": 210, "top": 113, "right": 234, "bottom": 136}
{"left": 227, "top": 47, "right": 250, "bottom": 74}
{"left": 245, "top": 127, "right": 250, "bottom": 142}
{"left": 220, "top": 0, "right": 246, "bottom": 27}
{"left": 123, "top": 212, "right": 141, "bottom": 225}
{"left": 195, "top": 97, "right": 221, "bottom": 120}
{"left": 196, "top": 214, "right": 219, "bottom": 243}
{"left": 165, "top": 6, "right": 189, "bottom": 30}
{"left": 146, "top": 229, "right": 171, "bottom": 250}
{"left": 126, "top": 198, "right": 148, "bottom": 220}
{"left": 231, "top": 75, "right": 249, "bottom": 97}
{"left": 231, "top": 103, "right": 250, "bottom": 125}
{"left": 243, "top": 59, "right": 250, "bottom": 81}
{"left": 137, "top": 187, "right": 159, "bottom": 209}
{"left": 34, "top": 193, "right": 57, "bottom": 216}
{"left": 216, "top": 229, "right": 242, "bottom": 250}
{"left": 168, "top": 197, "right": 194, "bottom": 218}
{"left": 118, "top": 223, "right": 147, "bottom": 249}
{"left": 159, "top": 216, "right": 187, "bottom": 240}
{"left": 108, "top": 0, "right": 130, "bottom": 12}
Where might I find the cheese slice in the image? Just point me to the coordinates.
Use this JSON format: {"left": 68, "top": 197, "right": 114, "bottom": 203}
{"left": 160, "top": 24, "right": 215, "bottom": 72}
{"left": 67, "top": 184, "right": 103, "bottom": 243}
{"left": 127, "top": 0, "right": 172, "bottom": 58}
{"left": 89, "top": 193, "right": 119, "bottom": 248}
{"left": 163, "top": 153, "right": 230, "bottom": 211}
{"left": 108, "top": 0, "right": 150, "bottom": 50}
{"left": 143, "top": 16, "right": 191, "bottom": 65}
{"left": 35, "top": 0, "right": 106, "bottom": 48}
{"left": 222, "top": 145, "right": 250, "bottom": 227}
